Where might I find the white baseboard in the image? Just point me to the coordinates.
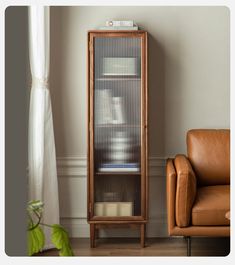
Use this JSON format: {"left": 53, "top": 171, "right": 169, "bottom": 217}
{"left": 60, "top": 217, "right": 90, "bottom": 238}
{"left": 60, "top": 215, "right": 168, "bottom": 238}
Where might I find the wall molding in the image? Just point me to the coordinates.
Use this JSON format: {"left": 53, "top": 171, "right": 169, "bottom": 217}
{"left": 57, "top": 157, "right": 87, "bottom": 176}
{"left": 60, "top": 214, "right": 168, "bottom": 238}
{"left": 57, "top": 156, "right": 166, "bottom": 177}
{"left": 148, "top": 157, "right": 166, "bottom": 177}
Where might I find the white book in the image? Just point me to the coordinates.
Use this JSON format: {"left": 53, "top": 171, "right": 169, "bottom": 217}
{"left": 103, "top": 57, "right": 138, "bottom": 76}
{"left": 112, "top": 97, "right": 125, "bottom": 124}
{"left": 106, "top": 20, "right": 134, "bottom": 27}
{"left": 95, "top": 89, "right": 113, "bottom": 124}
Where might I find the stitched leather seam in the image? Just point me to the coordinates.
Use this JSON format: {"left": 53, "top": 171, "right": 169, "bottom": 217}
{"left": 192, "top": 209, "right": 228, "bottom": 213}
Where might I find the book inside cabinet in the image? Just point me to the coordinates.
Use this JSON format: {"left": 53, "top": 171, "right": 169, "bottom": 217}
{"left": 87, "top": 30, "right": 148, "bottom": 247}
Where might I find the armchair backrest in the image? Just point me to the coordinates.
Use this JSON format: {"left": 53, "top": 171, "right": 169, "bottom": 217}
{"left": 187, "top": 129, "right": 230, "bottom": 186}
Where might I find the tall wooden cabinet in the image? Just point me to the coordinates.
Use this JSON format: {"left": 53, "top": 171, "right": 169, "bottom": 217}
{"left": 87, "top": 30, "right": 148, "bottom": 247}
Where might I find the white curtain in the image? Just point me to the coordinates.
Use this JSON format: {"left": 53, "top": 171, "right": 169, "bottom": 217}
{"left": 28, "top": 6, "right": 59, "bottom": 249}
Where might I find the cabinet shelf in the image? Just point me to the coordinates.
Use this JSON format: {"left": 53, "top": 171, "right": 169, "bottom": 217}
{"left": 95, "top": 172, "right": 141, "bottom": 176}
{"left": 96, "top": 77, "right": 141, "bottom": 81}
{"left": 95, "top": 124, "right": 140, "bottom": 128}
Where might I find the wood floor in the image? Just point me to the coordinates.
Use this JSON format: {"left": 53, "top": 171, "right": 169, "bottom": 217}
{"left": 37, "top": 237, "right": 230, "bottom": 256}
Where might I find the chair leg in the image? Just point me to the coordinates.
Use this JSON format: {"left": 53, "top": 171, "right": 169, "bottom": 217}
{"left": 186, "top": 236, "right": 191, "bottom": 256}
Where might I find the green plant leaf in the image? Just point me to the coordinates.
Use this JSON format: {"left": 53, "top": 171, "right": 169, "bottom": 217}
{"left": 27, "top": 200, "right": 44, "bottom": 213}
{"left": 28, "top": 225, "right": 45, "bottom": 256}
{"left": 51, "top": 224, "right": 74, "bottom": 256}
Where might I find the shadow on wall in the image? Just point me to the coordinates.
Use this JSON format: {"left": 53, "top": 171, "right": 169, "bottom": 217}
{"left": 148, "top": 34, "right": 165, "bottom": 157}
{"left": 50, "top": 7, "right": 67, "bottom": 155}
{"left": 148, "top": 34, "right": 167, "bottom": 230}
{"left": 50, "top": 7, "right": 73, "bottom": 217}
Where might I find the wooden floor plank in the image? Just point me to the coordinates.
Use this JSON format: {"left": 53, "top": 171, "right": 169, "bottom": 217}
{"left": 36, "top": 237, "right": 230, "bottom": 257}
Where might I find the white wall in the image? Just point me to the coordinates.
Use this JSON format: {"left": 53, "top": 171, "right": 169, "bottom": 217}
{"left": 50, "top": 6, "right": 230, "bottom": 238}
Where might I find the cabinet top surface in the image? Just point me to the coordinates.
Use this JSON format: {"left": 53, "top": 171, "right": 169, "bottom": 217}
{"left": 88, "top": 30, "right": 147, "bottom": 34}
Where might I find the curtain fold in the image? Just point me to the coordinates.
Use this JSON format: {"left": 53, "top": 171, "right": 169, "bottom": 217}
{"left": 28, "top": 6, "right": 59, "bottom": 249}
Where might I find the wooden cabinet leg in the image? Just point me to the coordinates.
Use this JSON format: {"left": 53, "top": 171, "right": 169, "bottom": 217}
{"left": 90, "top": 224, "right": 96, "bottom": 248}
{"left": 96, "top": 227, "right": 99, "bottom": 239}
{"left": 140, "top": 224, "right": 146, "bottom": 248}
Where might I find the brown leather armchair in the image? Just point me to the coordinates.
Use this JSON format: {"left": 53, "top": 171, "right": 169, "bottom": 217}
{"left": 166, "top": 129, "right": 230, "bottom": 256}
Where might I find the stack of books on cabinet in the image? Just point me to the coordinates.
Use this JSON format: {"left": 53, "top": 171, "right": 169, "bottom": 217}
{"left": 99, "top": 20, "right": 138, "bottom": 30}
{"left": 99, "top": 162, "right": 139, "bottom": 172}
{"left": 95, "top": 89, "right": 125, "bottom": 125}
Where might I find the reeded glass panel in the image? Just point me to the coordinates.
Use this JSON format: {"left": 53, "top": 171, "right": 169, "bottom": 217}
{"left": 93, "top": 37, "right": 142, "bottom": 217}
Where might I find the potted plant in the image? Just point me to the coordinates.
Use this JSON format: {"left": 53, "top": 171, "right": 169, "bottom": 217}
{"left": 27, "top": 200, "right": 74, "bottom": 256}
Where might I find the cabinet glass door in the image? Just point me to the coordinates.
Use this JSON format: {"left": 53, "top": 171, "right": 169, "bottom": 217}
{"left": 92, "top": 36, "right": 142, "bottom": 218}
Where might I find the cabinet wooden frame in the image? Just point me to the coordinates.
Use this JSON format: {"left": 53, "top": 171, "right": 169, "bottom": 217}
{"left": 87, "top": 30, "right": 148, "bottom": 247}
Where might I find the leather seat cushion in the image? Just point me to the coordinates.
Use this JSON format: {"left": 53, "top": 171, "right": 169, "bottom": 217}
{"left": 192, "top": 185, "right": 230, "bottom": 226}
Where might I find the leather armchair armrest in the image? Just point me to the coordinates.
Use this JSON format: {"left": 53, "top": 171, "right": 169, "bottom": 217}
{"left": 174, "top": 154, "right": 197, "bottom": 227}
{"left": 166, "top": 158, "right": 177, "bottom": 235}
